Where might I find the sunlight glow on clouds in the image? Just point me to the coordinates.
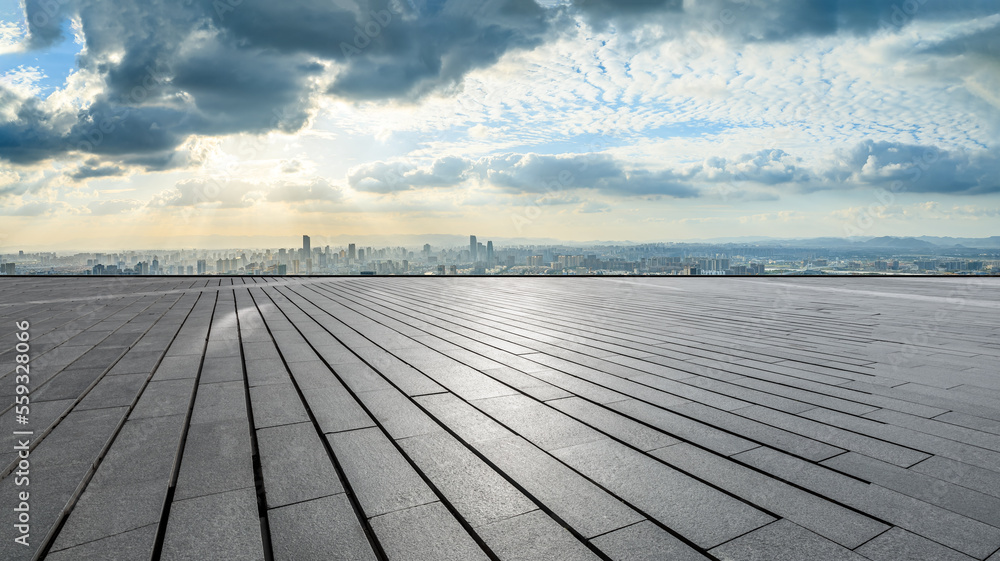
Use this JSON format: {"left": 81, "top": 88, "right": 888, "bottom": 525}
{"left": 0, "top": 0, "right": 998, "bottom": 247}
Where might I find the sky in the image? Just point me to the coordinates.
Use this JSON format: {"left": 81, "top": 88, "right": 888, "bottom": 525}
{"left": 1, "top": 0, "right": 999, "bottom": 250}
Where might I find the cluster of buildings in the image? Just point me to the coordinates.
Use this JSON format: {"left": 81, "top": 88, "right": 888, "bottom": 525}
{"left": 2, "top": 237, "right": 998, "bottom": 276}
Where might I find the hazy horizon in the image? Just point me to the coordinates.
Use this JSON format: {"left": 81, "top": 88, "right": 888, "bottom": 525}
{"left": 2, "top": 1, "right": 999, "bottom": 247}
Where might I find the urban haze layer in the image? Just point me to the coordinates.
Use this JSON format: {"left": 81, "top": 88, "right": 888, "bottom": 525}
{"left": 2, "top": 234, "right": 998, "bottom": 276}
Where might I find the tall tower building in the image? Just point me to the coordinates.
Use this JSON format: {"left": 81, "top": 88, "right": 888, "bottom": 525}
{"left": 348, "top": 244, "right": 357, "bottom": 261}
{"left": 470, "top": 235, "right": 478, "bottom": 262}
{"left": 302, "top": 235, "right": 311, "bottom": 260}
{"left": 486, "top": 241, "right": 494, "bottom": 265}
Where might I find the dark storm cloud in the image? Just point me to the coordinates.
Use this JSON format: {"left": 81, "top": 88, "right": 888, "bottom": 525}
{"left": 824, "top": 141, "right": 1000, "bottom": 195}
{"left": 5, "top": 0, "right": 998, "bottom": 172}
{"left": 349, "top": 152, "right": 700, "bottom": 197}
{"left": 349, "top": 143, "right": 1000, "bottom": 197}
{"left": 574, "top": 0, "right": 999, "bottom": 40}
{"left": 69, "top": 161, "right": 126, "bottom": 181}
{"left": 3, "top": 0, "right": 553, "bottom": 166}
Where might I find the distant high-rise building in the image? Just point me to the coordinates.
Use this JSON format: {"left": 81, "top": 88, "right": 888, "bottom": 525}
{"left": 187, "top": 266, "right": 194, "bottom": 275}
{"left": 423, "top": 244, "right": 431, "bottom": 259}
{"left": 197, "top": 260, "right": 207, "bottom": 275}
{"left": 358, "top": 249, "right": 365, "bottom": 262}
{"left": 470, "top": 235, "right": 477, "bottom": 262}
{"left": 348, "top": 244, "right": 357, "bottom": 260}
{"left": 302, "top": 235, "right": 311, "bottom": 260}
{"left": 3, "top": 263, "right": 16, "bottom": 275}
{"left": 486, "top": 241, "right": 494, "bottom": 265}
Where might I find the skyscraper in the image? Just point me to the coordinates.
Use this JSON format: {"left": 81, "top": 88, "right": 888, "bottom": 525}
{"left": 470, "top": 235, "right": 477, "bottom": 262}
{"left": 348, "top": 243, "right": 357, "bottom": 261}
{"left": 302, "top": 235, "right": 311, "bottom": 260}
{"left": 486, "top": 241, "right": 494, "bottom": 266}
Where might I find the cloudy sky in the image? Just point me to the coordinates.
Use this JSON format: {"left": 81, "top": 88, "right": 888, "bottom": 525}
{"left": 1, "top": 0, "right": 998, "bottom": 249}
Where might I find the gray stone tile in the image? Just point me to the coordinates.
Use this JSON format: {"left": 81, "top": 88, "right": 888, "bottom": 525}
{"left": 417, "top": 361, "right": 520, "bottom": 401}
{"left": 199, "top": 355, "right": 244, "bottom": 384}
{"left": 910, "top": 455, "right": 1000, "bottom": 500}
{"left": 161, "top": 488, "right": 264, "bottom": 561}
{"left": 552, "top": 439, "right": 773, "bottom": 548}
{"left": 51, "top": 414, "right": 186, "bottom": 550}
{"left": 359, "top": 353, "right": 445, "bottom": 396}
{"left": 288, "top": 360, "right": 339, "bottom": 389}
{"left": 27, "top": 406, "right": 129, "bottom": 468}
{"left": 369, "top": 502, "right": 488, "bottom": 561}
{"left": 130, "top": 378, "right": 197, "bottom": 420}
{"left": 302, "top": 385, "right": 375, "bottom": 434}
{"left": 46, "top": 524, "right": 159, "bottom": 561}
{"left": 482, "top": 366, "right": 573, "bottom": 400}
{"left": 416, "top": 392, "right": 515, "bottom": 444}
{"left": 608, "top": 399, "right": 758, "bottom": 456}
{"left": 174, "top": 418, "right": 255, "bottom": 500}
{"left": 75, "top": 372, "right": 148, "bottom": 410}
{"left": 328, "top": 427, "right": 437, "bottom": 517}
{"left": 106, "top": 350, "right": 163, "bottom": 375}
{"left": 822, "top": 452, "right": 1000, "bottom": 528}
{"left": 709, "top": 519, "right": 866, "bottom": 561}
{"left": 258, "top": 422, "right": 343, "bottom": 508}
{"left": 548, "top": 397, "right": 679, "bottom": 451}
{"left": 473, "top": 394, "right": 607, "bottom": 451}
{"left": 249, "top": 383, "right": 310, "bottom": 428}
{"left": 802, "top": 407, "right": 1000, "bottom": 472}
{"left": 526, "top": 368, "right": 629, "bottom": 404}
{"left": 478, "top": 509, "right": 600, "bottom": 561}
{"left": 268, "top": 494, "right": 376, "bottom": 561}
{"left": 735, "top": 446, "right": 1000, "bottom": 559}
{"left": 0, "top": 407, "right": 129, "bottom": 560}
{"left": 653, "top": 443, "right": 887, "bottom": 548}
{"left": 670, "top": 401, "right": 845, "bottom": 461}
{"left": 188, "top": 380, "right": 247, "bottom": 425}
{"left": 32, "top": 367, "right": 105, "bottom": 402}
{"left": 151, "top": 354, "right": 202, "bottom": 381}
{"left": 246, "top": 357, "right": 290, "bottom": 387}
{"left": 591, "top": 521, "right": 709, "bottom": 561}
{"left": 477, "top": 435, "right": 644, "bottom": 538}
{"left": 206, "top": 338, "right": 242, "bottom": 357}
{"left": 355, "top": 388, "right": 443, "bottom": 439}
{"left": 398, "top": 431, "right": 536, "bottom": 528}
{"left": 855, "top": 527, "right": 976, "bottom": 561}
{"left": 67, "top": 345, "right": 126, "bottom": 368}
{"left": 735, "top": 405, "right": 930, "bottom": 467}
{"left": 165, "top": 336, "right": 207, "bottom": 357}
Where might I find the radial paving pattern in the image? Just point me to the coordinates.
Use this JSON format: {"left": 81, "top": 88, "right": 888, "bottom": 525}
{"left": 1, "top": 277, "right": 999, "bottom": 560}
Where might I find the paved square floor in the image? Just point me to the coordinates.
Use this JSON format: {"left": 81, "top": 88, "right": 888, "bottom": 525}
{"left": 1, "top": 277, "right": 998, "bottom": 560}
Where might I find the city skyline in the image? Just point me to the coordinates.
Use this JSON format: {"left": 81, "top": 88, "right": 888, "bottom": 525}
{"left": 4, "top": 230, "right": 997, "bottom": 276}
{"left": 1, "top": 1, "right": 998, "bottom": 248}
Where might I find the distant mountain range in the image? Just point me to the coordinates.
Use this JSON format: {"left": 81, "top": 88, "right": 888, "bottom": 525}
{"left": 679, "top": 236, "right": 1000, "bottom": 249}
{"left": 6, "top": 234, "right": 1000, "bottom": 253}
